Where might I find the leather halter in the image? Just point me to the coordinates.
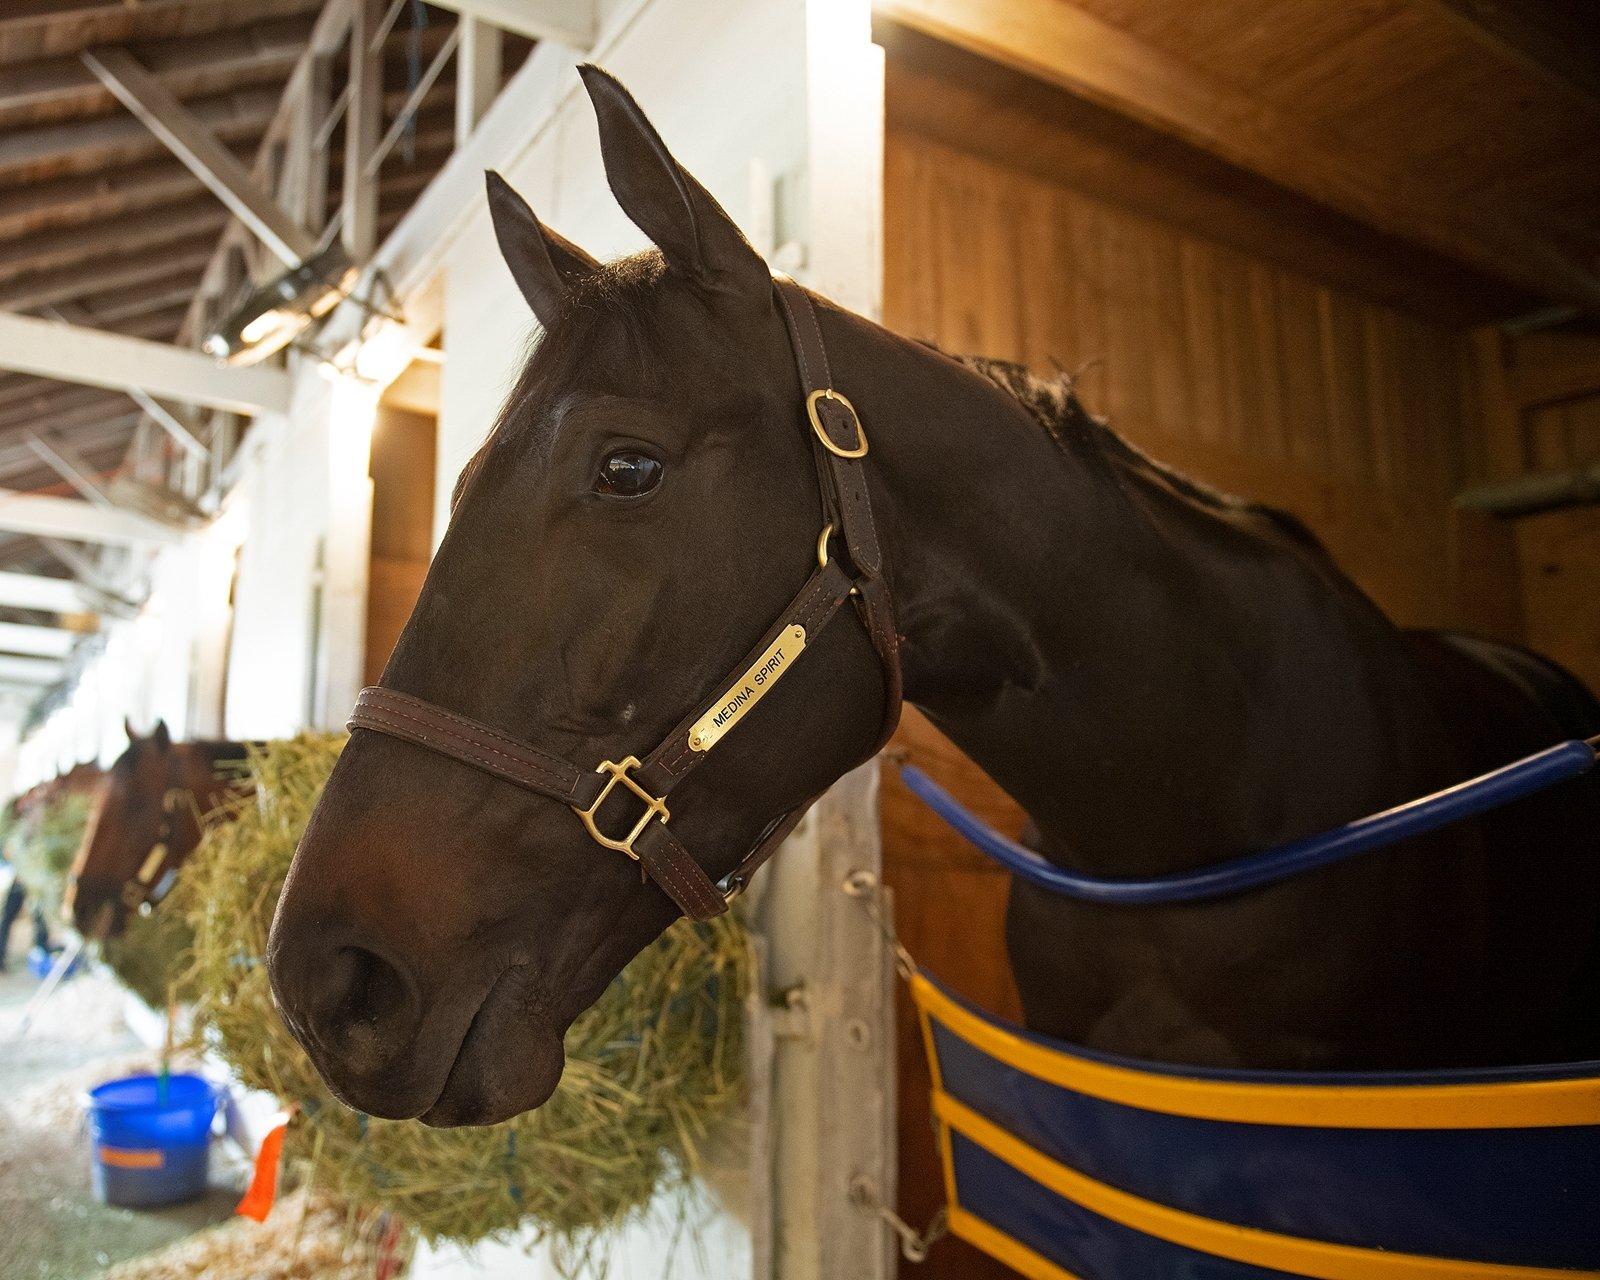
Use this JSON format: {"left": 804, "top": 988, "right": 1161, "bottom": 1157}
{"left": 349, "top": 277, "right": 902, "bottom": 920}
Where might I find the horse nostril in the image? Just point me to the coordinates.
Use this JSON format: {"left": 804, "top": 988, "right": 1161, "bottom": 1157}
{"left": 310, "top": 942, "right": 420, "bottom": 1078}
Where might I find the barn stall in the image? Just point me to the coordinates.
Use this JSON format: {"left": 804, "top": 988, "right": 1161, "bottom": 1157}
{"left": 0, "top": 0, "right": 1596, "bottom": 1278}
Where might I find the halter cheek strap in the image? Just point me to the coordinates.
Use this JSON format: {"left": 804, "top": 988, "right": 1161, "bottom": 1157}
{"left": 348, "top": 278, "right": 902, "bottom": 920}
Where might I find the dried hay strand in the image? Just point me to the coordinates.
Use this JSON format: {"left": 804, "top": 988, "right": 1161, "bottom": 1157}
{"left": 99, "top": 891, "right": 195, "bottom": 1010}
{"left": 4, "top": 791, "right": 92, "bottom": 920}
{"left": 177, "top": 734, "right": 752, "bottom": 1256}
{"left": 102, "top": 1190, "right": 389, "bottom": 1280}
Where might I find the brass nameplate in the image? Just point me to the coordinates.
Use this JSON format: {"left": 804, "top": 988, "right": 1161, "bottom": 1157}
{"left": 689, "top": 625, "right": 807, "bottom": 752}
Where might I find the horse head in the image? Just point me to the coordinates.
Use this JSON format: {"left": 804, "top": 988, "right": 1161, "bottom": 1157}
{"left": 66, "top": 719, "right": 187, "bottom": 938}
{"left": 267, "top": 67, "right": 894, "bottom": 1126}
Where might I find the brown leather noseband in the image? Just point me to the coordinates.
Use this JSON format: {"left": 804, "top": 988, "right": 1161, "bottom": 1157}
{"left": 348, "top": 278, "right": 902, "bottom": 920}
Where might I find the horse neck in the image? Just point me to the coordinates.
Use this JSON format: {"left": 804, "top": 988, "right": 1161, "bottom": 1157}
{"left": 826, "top": 305, "right": 1458, "bottom": 876}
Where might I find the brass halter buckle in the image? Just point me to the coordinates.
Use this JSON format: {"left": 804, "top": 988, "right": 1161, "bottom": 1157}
{"left": 807, "top": 388, "right": 868, "bottom": 458}
{"left": 573, "top": 756, "right": 670, "bottom": 862}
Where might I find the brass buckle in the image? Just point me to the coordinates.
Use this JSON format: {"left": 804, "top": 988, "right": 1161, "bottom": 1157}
{"left": 573, "top": 756, "right": 669, "bottom": 862}
{"left": 807, "top": 389, "right": 867, "bottom": 458}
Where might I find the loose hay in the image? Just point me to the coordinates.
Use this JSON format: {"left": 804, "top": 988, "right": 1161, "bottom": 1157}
{"left": 178, "top": 734, "right": 752, "bottom": 1262}
{"left": 99, "top": 893, "right": 195, "bottom": 1010}
{"left": 5, "top": 792, "right": 92, "bottom": 921}
{"left": 102, "top": 1190, "right": 387, "bottom": 1280}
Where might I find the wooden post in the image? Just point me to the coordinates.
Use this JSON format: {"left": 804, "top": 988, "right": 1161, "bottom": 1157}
{"left": 455, "top": 16, "right": 502, "bottom": 147}
{"left": 342, "top": 0, "right": 384, "bottom": 263}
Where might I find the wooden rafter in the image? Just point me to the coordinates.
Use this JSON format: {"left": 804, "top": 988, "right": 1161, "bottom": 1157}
{"left": 0, "top": 235, "right": 218, "bottom": 312}
{"left": 1416, "top": 0, "right": 1600, "bottom": 109}
{"left": 0, "top": 197, "right": 227, "bottom": 283}
{"left": 0, "top": 490, "right": 178, "bottom": 548}
{"left": 0, "top": 312, "right": 291, "bottom": 416}
{"left": 0, "top": 15, "right": 314, "bottom": 113}
{"left": 0, "top": 87, "right": 281, "bottom": 179}
{"left": 874, "top": 0, "right": 1600, "bottom": 312}
{"left": 424, "top": 0, "right": 595, "bottom": 50}
{"left": 0, "top": 571, "right": 87, "bottom": 614}
{"left": 82, "top": 47, "right": 319, "bottom": 265}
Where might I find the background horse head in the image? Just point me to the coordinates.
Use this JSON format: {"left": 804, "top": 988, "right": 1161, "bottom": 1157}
{"left": 268, "top": 68, "right": 891, "bottom": 1126}
{"left": 66, "top": 721, "right": 248, "bottom": 938}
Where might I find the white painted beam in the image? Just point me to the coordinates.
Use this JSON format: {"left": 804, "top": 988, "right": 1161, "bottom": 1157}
{"left": 0, "top": 571, "right": 88, "bottom": 614}
{"left": 81, "top": 47, "right": 318, "bottom": 266}
{"left": 0, "top": 312, "right": 290, "bottom": 415}
{"left": 0, "top": 654, "right": 61, "bottom": 686}
{"left": 0, "top": 622, "right": 74, "bottom": 659}
{"left": 0, "top": 491, "right": 180, "bottom": 548}
{"left": 455, "top": 16, "right": 502, "bottom": 147}
{"left": 426, "top": 0, "right": 596, "bottom": 50}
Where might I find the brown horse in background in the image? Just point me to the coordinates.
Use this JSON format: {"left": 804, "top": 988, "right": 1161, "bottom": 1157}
{"left": 65, "top": 722, "right": 250, "bottom": 939}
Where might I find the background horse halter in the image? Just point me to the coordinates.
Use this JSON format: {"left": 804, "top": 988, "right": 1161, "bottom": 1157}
{"left": 348, "top": 277, "right": 902, "bottom": 920}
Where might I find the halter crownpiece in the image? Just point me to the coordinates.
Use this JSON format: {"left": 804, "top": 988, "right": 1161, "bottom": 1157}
{"left": 348, "top": 278, "right": 902, "bottom": 920}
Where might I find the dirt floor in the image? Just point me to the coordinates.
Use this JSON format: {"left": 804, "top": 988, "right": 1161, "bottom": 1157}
{"left": 0, "top": 927, "right": 242, "bottom": 1280}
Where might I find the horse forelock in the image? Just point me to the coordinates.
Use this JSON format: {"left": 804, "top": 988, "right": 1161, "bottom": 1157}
{"left": 451, "top": 251, "right": 671, "bottom": 514}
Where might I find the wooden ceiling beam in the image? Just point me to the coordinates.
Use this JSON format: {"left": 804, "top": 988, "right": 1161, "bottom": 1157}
{"left": 0, "top": 312, "right": 291, "bottom": 416}
{"left": 83, "top": 285, "right": 198, "bottom": 329}
{"left": 0, "top": 621, "right": 76, "bottom": 660}
{"left": 0, "top": 15, "right": 315, "bottom": 114}
{"left": 0, "top": 570, "right": 89, "bottom": 614}
{"left": 424, "top": 0, "right": 596, "bottom": 50}
{"left": 0, "top": 0, "right": 194, "bottom": 33}
{"left": 0, "top": 385, "right": 119, "bottom": 433}
{"left": 0, "top": 234, "right": 216, "bottom": 312}
{"left": 0, "top": 490, "right": 177, "bottom": 549}
{"left": 0, "top": 196, "right": 227, "bottom": 283}
{"left": 1415, "top": 0, "right": 1600, "bottom": 109}
{"left": 0, "top": 86, "right": 280, "bottom": 181}
{"left": 177, "top": 0, "right": 356, "bottom": 344}
{"left": 82, "top": 47, "right": 319, "bottom": 266}
{"left": 0, "top": 155, "right": 221, "bottom": 242}
{"left": 875, "top": 0, "right": 1600, "bottom": 312}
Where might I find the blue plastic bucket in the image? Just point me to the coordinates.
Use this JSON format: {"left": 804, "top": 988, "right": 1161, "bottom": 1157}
{"left": 84, "top": 1074, "right": 222, "bottom": 1207}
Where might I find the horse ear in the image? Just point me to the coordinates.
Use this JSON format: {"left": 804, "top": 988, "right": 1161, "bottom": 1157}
{"left": 578, "top": 64, "right": 769, "bottom": 302}
{"left": 124, "top": 717, "right": 139, "bottom": 743}
{"left": 151, "top": 720, "right": 171, "bottom": 750}
{"left": 486, "top": 171, "right": 600, "bottom": 329}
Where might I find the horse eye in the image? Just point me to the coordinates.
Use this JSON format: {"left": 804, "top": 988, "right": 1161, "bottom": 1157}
{"left": 595, "top": 450, "right": 662, "bottom": 498}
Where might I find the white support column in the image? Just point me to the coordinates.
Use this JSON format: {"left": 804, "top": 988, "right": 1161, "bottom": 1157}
{"left": 763, "top": 6, "right": 897, "bottom": 1278}
{"left": 341, "top": 0, "right": 383, "bottom": 262}
{"left": 0, "top": 490, "right": 180, "bottom": 548}
{"left": 314, "top": 374, "right": 376, "bottom": 730}
{"left": 455, "top": 15, "right": 503, "bottom": 147}
{"left": 0, "top": 571, "right": 89, "bottom": 614}
{"left": 0, "top": 312, "right": 290, "bottom": 415}
{"left": 425, "top": 0, "right": 596, "bottom": 49}
{"left": 81, "top": 47, "right": 319, "bottom": 267}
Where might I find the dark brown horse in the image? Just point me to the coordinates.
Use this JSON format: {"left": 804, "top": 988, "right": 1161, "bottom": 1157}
{"left": 268, "top": 67, "right": 1600, "bottom": 1127}
{"left": 65, "top": 721, "right": 250, "bottom": 939}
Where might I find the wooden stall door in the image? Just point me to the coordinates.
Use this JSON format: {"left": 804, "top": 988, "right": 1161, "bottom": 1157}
{"left": 877, "top": 47, "right": 1528, "bottom": 1280}
{"left": 1516, "top": 511, "right": 1600, "bottom": 695}
{"left": 364, "top": 361, "right": 438, "bottom": 687}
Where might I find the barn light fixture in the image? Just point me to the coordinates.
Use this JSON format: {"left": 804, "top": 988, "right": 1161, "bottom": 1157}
{"left": 201, "top": 242, "right": 357, "bottom": 366}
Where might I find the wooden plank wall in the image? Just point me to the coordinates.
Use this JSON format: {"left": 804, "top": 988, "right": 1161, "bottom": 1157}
{"left": 877, "top": 92, "right": 1528, "bottom": 1279}
{"left": 1472, "top": 328, "right": 1600, "bottom": 694}
{"left": 364, "top": 400, "right": 436, "bottom": 687}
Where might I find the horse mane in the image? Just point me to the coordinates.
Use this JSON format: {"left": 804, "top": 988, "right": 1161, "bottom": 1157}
{"left": 957, "top": 353, "right": 1331, "bottom": 558}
